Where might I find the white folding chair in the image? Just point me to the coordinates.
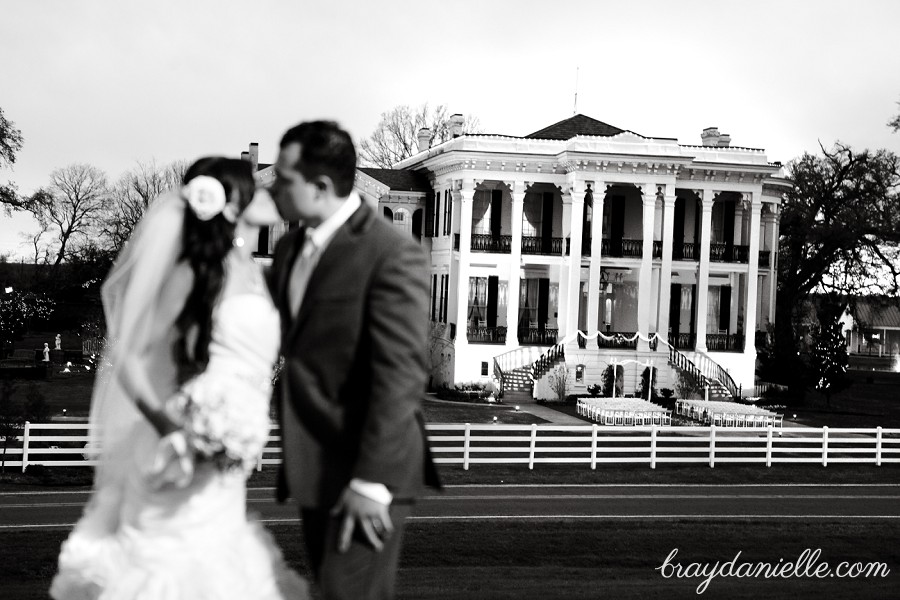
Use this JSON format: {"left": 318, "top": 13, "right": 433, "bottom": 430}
{"left": 724, "top": 413, "right": 735, "bottom": 427}
{"left": 662, "top": 411, "right": 672, "bottom": 426}
{"left": 712, "top": 412, "right": 723, "bottom": 427}
{"left": 614, "top": 411, "right": 624, "bottom": 426}
{"left": 603, "top": 410, "right": 615, "bottom": 426}
{"left": 623, "top": 411, "right": 635, "bottom": 426}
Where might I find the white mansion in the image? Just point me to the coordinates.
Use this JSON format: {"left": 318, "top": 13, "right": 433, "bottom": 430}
{"left": 248, "top": 114, "right": 790, "bottom": 399}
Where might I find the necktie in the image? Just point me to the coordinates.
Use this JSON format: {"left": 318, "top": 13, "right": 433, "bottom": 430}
{"left": 288, "top": 230, "right": 317, "bottom": 316}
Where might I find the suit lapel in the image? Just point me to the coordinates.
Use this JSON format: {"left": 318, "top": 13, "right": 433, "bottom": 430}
{"left": 286, "top": 203, "right": 374, "bottom": 344}
{"left": 277, "top": 227, "right": 307, "bottom": 327}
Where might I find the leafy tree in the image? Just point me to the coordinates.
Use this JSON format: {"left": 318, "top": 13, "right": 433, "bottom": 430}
{"left": 773, "top": 143, "right": 900, "bottom": 389}
{"left": 0, "top": 106, "right": 25, "bottom": 211}
{"left": 0, "top": 289, "right": 55, "bottom": 357}
{"left": 807, "top": 301, "right": 851, "bottom": 406}
{"left": 360, "top": 103, "right": 482, "bottom": 168}
{"left": 26, "top": 164, "right": 110, "bottom": 265}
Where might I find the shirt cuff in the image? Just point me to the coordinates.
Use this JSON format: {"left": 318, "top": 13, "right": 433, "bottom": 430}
{"left": 349, "top": 478, "right": 393, "bottom": 506}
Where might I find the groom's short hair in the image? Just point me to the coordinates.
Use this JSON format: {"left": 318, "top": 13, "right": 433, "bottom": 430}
{"left": 280, "top": 121, "right": 357, "bottom": 198}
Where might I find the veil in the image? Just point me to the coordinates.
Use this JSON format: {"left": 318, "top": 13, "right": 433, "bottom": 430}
{"left": 88, "top": 191, "right": 189, "bottom": 493}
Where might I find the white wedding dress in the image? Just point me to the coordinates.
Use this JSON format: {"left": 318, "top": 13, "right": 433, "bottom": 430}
{"left": 50, "top": 292, "right": 309, "bottom": 600}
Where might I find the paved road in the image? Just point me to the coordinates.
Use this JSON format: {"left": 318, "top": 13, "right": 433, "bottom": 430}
{"left": 3, "top": 484, "right": 900, "bottom": 531}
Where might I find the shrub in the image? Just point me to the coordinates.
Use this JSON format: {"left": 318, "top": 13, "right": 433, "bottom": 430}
{"left": 547, "top": 366, "right": 569, "bottom": 403}
{"left": 587, "top": 383, "right": 601, "bottom": 397}
{"left": 601, "top": 364, "right": 624, "bottom": 397}
{"left": 659, "top": 388, "right": 674, "bottom": 400}
{"left": 636, "top": 366, "right": 659, "bottom": 401}
{"left": 675, "top": 369, "right": 703, "bottom": 399}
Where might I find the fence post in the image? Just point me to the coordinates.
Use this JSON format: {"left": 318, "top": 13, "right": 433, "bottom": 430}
{"left": 21, "top": 421, "right": 30, "bottom": 473}
{"left": 528, "top": 424, "right": 537, "bottom": 470}
{"left": 590, "top": 424, "right": 598, "bottom": 470}
{"left": 766, "top": 425, "right": 773, "bottom": 468}
{"left": 650, "top": 425, "right": 657, "bottom": 469}
{"left": 875, "top": 426, "right": 882, "bottom": 467}
{"left": 463, "top": 423, "right": 471, "bottom": 471}
{"left": 822, "top": 426, "right": 829, "bottom": 467}
{"left": 709, "top": 425, "right": 716, "bottom": 468}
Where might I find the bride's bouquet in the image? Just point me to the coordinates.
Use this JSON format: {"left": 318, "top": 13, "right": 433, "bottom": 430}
{"left": 150, "top": 372, "right": 271, "bottom": 488}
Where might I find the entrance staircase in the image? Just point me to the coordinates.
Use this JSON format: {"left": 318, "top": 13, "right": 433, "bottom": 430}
{"left": 493, "top": 331, "right": 741, "bottom": 402}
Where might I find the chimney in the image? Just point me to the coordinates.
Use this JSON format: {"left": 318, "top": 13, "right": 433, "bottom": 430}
{"left": 701, "top": 127, "right": 720, "bottom": 147}
{"left": 249, "top": 142, "right": 259, "bottom": 172}
{"left": 241, "top": 151, "right": 250, "bottom": 162}
{"left": 716, "top": 133, "right": 731, "bottom": 147}
{"left": 449, "top": 113, "right": 464, "bottom": 138}
{"left": 417, "top": 128, "right": 432, "bottom": 152}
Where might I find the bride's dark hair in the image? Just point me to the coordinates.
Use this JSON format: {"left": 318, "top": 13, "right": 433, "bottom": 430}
{"left": 174, "top": 157, "right": 255, "bottom": 381}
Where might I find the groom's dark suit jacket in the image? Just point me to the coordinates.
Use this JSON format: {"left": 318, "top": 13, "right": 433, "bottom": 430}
{"left": 270, "top": 201, "right": 439, "bottom": 508}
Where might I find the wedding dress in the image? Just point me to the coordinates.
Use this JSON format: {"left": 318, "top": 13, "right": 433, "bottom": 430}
{"left": 50, "top": 291, "right": 309, "bottom": 600}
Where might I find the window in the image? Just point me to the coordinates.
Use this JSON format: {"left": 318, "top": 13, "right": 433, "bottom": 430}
{"left": 433, "top": 192, "right": 441, "bottom": 237}
{"left": 442, "top": 274, "right": 449, "bottom": 323}
{"left": 443, "top": 189, "right": 453, "bottom": 236}
{"left": 431, "top": 274, "right": 438, "bottom": 322}
{"left": 481, "top": 362, "right": 489, "bottom": 377}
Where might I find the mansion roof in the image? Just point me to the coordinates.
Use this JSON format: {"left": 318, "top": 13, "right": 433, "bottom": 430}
{"left": 358, "top": 168, "right": 431, "bottom": 193}
{"left": 525, "top": 114, "right": 626, "bottom": 140}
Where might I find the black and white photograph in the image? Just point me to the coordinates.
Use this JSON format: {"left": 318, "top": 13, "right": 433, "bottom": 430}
{"left": 1, "top": 1, "right": 899, "bottom": 598}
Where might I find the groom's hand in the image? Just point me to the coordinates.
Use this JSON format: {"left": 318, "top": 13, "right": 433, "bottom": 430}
{"left": 331, "top": 487, "right": 394, "bottom": 553}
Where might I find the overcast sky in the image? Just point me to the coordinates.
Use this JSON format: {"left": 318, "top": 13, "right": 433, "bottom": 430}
{"left": 2, "top": 0, "right": 899, "bottom": 259}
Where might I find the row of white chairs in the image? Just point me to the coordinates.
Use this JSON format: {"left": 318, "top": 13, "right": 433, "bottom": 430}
{"left": 577, "top": 401, "right": 672, "bottom": 426}
{"left": 707, "top": 412, "right": 784, "bottom": 428}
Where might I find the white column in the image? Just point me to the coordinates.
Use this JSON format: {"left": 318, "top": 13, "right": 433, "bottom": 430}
{"left": 558, "top": 187, "right": 573, "bottom": 339}
{"left": 768, "top": 204, "right": 779, "bottom": 327}
{"left": 565, "top": 175, "right": 585, "bottom": 338}
{"left": 454, "top": 180, "right": 475, "bottom": 355}
{"left": 586, "top": 183, "right": 606, "bottom": 334}
{"left": 696, "top": 190, "right": 714, "bottom": 352}
{"left": 637, "top": 187, "right": 657, "bottom": 350}
{"left": 657, "top": 192, "right": 676, "bottom": 346}
{"left": 506, "top": 181, "right": 526, "bottom": 349}
{"left": 744, "top": 195, "right": 762, "bottom": 355}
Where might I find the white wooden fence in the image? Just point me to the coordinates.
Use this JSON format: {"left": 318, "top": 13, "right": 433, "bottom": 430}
{"left": 2, "top": 422, "right": 899, "bottom": 472}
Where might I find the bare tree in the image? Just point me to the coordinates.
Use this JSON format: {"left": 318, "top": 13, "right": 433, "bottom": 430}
{"left": 890, "top": 98, "right": 900, "bottom": 133}
{"left": 19, "top": 225, "right": 50, "bottom": 265}
{"left": 359, "top": 103, "right": 482, "bottom": 168}
{"left": 101, "top": 160, "right": 184, "bottom": 254}
{"left": 0, "top": 107, "right": 25, "bottom": 211}
{"left": 27, "top": 163, "right": 109, "bottom": 265}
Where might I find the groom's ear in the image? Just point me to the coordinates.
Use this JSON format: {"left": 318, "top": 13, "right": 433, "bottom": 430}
{"left": 312, "top": 175, "right": 335, "bottom": 198}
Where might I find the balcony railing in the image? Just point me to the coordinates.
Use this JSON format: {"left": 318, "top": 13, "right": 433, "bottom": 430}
{"left": 652, "top": 241, "right": 663, "bottom": 259}
{"left": 467, "top": 326, "right": 507, "bottom": 344}
{"left": 602, "top": 238, "right": 643, "bottom": 258}
{"left": 709, "top": 244, "right": 750, "bottom": 263}
{"left": 518, "top": 327, "right": 559, "bottom": 346}
{"left": 521, "top": 236, "right": 564, "bottom": 256}
{"left": 705, "top": 333, "right": 745, "bottom": 352}
{"left": 597, "top": 331, "right": 638, "bottom": 350}
{"left": 471, "top": 233, "right": 512, "bottom": 253}
{"left": 759, "top": 250, "right": 771, "bottom": 268}
{"left": 668, "top": 333, "right": 696, "bottom": 350}
{"left": 673, "top": 242, "right": 700, "bottom": 261}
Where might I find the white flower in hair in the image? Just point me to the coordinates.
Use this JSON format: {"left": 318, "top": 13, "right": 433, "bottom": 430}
{"left": 183, "top": 175, "right": 227, "bottom": 221}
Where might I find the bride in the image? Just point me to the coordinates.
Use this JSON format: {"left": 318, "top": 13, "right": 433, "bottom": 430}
{"left": 50, "top": 158, "right": 309, "bottom": 599}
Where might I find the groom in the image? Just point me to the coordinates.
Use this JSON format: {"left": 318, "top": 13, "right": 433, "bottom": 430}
{"left": 268, "top": 120, "right": 440, "bottom": 599}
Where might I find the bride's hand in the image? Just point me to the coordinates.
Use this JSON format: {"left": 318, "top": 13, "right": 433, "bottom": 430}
{"left": 135, "top": 397, "right": 180, "bottom": 436}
